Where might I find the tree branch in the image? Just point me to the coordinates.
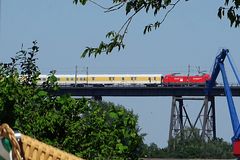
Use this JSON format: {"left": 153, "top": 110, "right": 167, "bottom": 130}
{"left": 160, "top": 0, "right": 181, "bottom": 25}
{"left": 88, "top": 0, "right": 126, "bottom": 12}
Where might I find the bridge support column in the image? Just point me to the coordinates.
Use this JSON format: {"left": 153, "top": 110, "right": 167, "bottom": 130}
{"left": 92, "top": 96, "right": 102, "bottom": 101}
{"left": 201, "top": 96, "right": 216, "bottom": 140}
{"left": 168, "top": 96, "right": 216, "bottom": 147}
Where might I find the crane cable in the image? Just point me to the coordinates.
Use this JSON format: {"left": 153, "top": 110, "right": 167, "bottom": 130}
{"left": 0, "top": 123, "right": 22, "bottom": 160}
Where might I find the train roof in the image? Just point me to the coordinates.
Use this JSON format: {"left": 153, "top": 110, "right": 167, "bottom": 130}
{"left": 39, "top": 74, "right": 163, "bottom": 77}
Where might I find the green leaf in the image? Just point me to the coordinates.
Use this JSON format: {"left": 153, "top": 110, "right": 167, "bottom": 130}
{"left": 235, "top": 15, "right": 240, "bottom": 27}
{"left": 144, "top": 26, "right": 148, "bottom": 34}
{"left": 218, "top": 7, "right": 223, "bottom": 19}
{"left": 109, "top": 112, "right": 118, "bottom": 119}
{"left": 126, "top": 2, "right": 132, "bottom": 15}
{"left": 116, "top": 143, "right": 128, "bottom": 153}
{"left": 79, "top": 0, "right": 88, "bottom": 5}
{"left": 38, "top": 90, "right": 47, "bottom": 97}
{"left": 106, "top": 31, "right": 115, "bottom": 38}
{"left": 164, "top": 0, "right": 171, "bottom": 6}
{"left": 81, "top": 48, "right": 90, "bottom": 58}
{"left": 227, "top": 7, "right": 236, "bottom": 27}
{"left": 235, "top": 0, "right": 240, "bottom": 8}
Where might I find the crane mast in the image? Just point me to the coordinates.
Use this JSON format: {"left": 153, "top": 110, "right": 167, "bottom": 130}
{"left": 206, "top": 49, "right": 240, "bottom": 157}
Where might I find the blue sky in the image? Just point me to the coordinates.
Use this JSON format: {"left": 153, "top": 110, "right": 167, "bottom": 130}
{"left": 1, "top": 0, "right": 240, "bottom": 147}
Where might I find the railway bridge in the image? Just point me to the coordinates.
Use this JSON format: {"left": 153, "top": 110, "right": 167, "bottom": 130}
{"left": 49, "top": 85, "right": 240, "bottom": 144}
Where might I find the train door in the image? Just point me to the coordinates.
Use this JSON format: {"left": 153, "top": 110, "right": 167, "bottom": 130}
{"left": 148, "top": 77, "right": 152, "bottom": 84}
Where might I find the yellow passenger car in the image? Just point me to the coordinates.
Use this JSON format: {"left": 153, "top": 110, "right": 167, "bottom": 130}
{"left": 38, "top": 74, "right": 163, "bottom": 87}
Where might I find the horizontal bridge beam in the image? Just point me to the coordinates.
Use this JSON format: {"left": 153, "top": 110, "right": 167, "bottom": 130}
{"left": 48, "top": 86, "right": 240, "bottom": 97}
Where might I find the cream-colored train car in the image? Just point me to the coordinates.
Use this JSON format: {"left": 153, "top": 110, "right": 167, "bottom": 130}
{"left": 39, "top": 74, "right": 163, "bottom": 86}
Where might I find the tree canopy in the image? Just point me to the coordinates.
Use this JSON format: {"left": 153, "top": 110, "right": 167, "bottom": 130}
{"left": 73, "top": 0, "right": 240, "bottom": 57}
{"left": 0, "top": 42, "right": 145, "bottom": 159}
{"left": 141, "top": 128, "right": 233, "bottom": 159}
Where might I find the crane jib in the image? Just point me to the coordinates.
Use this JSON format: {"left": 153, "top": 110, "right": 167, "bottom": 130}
{"left": 206, "top": 49, "right": 240, "bottom": 157}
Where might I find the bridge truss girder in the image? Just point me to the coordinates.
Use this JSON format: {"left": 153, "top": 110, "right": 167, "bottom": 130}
{"left": 168, "top": 96, "right": 216, "bottom": 144}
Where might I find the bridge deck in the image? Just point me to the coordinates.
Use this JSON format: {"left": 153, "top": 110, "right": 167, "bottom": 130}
{"left": 52, "top": 86, "right": 240, "bottom": 97}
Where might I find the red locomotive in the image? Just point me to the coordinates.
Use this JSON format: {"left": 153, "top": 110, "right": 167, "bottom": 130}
{"left": 163, "top": 73, "right": 210, "bottom": 86}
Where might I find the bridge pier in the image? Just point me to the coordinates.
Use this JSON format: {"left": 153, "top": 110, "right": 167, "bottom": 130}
{"left": 92, "top": 96, "right": 102, "bottom": 101}
{"left": 168, "top": 96, "right": 216, "bottom": 146}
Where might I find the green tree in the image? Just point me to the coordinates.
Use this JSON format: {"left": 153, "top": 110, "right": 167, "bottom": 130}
{"left": 167, "top": 128, "right": 234, "bottom": 159}
{"left": 0, "top": 42, "right": 145, "bottom": 159}
{"left": 140, "top": 134, "right": 233, "bottom": 159}
{"left": 168, "top": 137, "right": 233, "bottom": 158}
{"left": 73, "top": 0, "right": 240, "bottom": 57}
{"left": 141, "top": 143, "right": 168, "bottom": 158}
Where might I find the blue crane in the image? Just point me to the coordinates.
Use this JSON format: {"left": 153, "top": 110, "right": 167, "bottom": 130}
{"left": 205, "top": 49, "right": 240, "bottom": 157}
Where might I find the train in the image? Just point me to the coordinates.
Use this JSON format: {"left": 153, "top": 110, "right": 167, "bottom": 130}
{"left": 163, "top": 73, "right": 211, "bottom": 86}
{"left": 38, "top": 73, "right": 211, "bottom": 87}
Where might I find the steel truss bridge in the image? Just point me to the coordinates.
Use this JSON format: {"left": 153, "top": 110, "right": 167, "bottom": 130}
{"left": 53, "top": 85, "right": 240, "bottom": 145}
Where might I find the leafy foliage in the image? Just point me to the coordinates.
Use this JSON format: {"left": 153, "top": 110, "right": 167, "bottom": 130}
{"left": 165, "top": 128, "right": 229, "bottom": 158}
{"left": 168, "top": 128, "right": 233, "bottom": 158}
{"left": 81, "top": 31, "right": 125, "bottom": 58}
{"left": 218, "top": 0, "right": 240, "bottom": 27}
{"left": 141, "top": 143, "right": 169, "bottom": 158}
{"left": 74, "top": 0, "right": 239, "bottom": 57}
{"left": 168, "top": 137, "right": 233, "bottom": 159}
{"left": 0, "top": 41, "right": 40, "bottom": 126}
{"left": 0, "top": 42, "right": 145, "bottom": 159}
{"left": 74, "top": 0, "right": 182, "bottom": 57}
{"left": 141, "top": 130, "right": 234, "bottom": 159}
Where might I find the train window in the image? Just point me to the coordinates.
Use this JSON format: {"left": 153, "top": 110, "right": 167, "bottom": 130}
{"left": 122, "top": 77, "right": 125, "bottom": 81}
{"left": 148, "top": 77, "right": 151, "bottom": 81}
{"left": 109, "top": 77, "right": 115, "bottom": 80}
{"left": 131, "top": 77, "right": 136, "bottom": 80}
{"left": 76, "top": 77, "right": 78, "bottom": 81}
{"left": 92, "top": 77, "right": 95, "bottom": 81}
{"left": 154, "top": 77, "right": 156, "bottom": 80}
{"left": 66, "top": 78, "right": 69, "bottom": 81}
{"left": 57, "top": 78, "right": 60, "bottom": 81}
{"left": 71, "top": 78, "right": 74, "bottom": 81}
